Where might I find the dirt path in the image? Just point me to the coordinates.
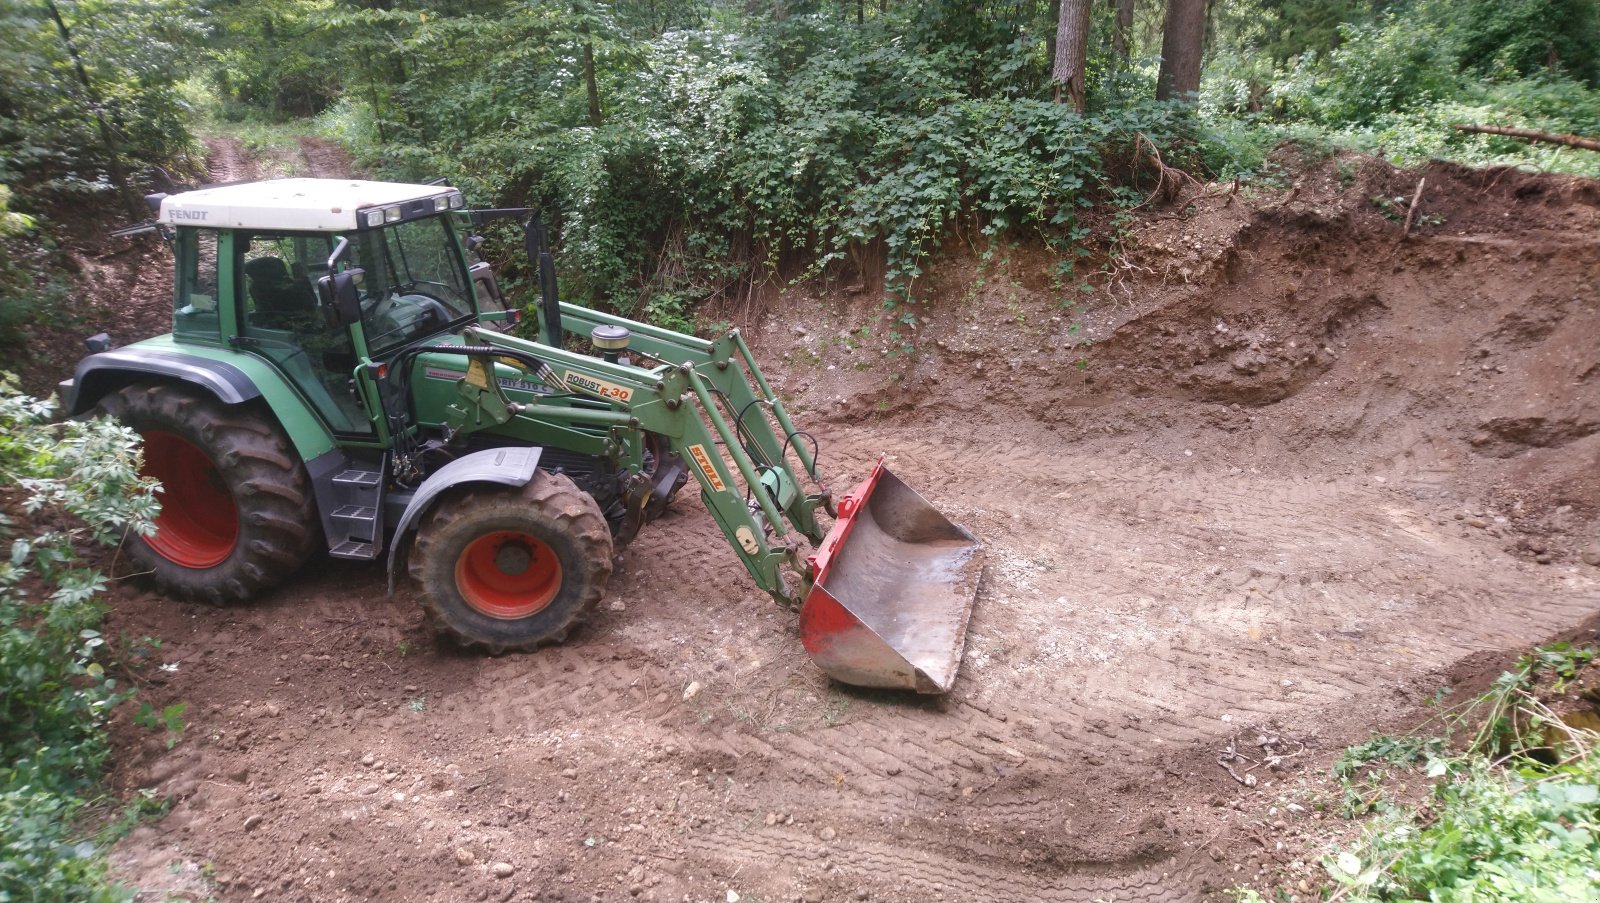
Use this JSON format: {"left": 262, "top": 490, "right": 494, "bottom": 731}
{"left": 296, "top": 136, "right": 352, "bottom": 179}
{"left": 205, "top": 136, "right": 261, "bottom": 183}
{"left": 102, "top": 155, "right": 1600, "bottom": 902}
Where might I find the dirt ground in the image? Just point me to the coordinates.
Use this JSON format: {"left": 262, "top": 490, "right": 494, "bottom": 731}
{"left": 67, "top": 141, "right": 1600, "bottom": 903}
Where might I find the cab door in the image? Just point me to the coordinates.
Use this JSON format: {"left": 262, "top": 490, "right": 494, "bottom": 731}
{"left": 234, "top": 231, "right": 376, "bottom": 436}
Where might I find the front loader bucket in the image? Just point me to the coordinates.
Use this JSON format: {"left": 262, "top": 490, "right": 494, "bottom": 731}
{"left": 800, "top": 464, "right": 984, "bottom": 694}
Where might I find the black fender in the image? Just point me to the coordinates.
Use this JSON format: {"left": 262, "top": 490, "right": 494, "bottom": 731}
{"left": 61, "top": 348, "right": 262, "bottom": 416}
{"left": 386, "top": 446, "right": 543, "bottom": 593}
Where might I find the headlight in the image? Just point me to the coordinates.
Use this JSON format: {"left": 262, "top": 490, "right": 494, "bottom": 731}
{"left": 363, "top": 210, "right": 384, "bottom": 228}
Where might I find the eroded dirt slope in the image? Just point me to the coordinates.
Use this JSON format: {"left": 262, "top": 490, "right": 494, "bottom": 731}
{"left": 102, "top": 152, "right": 1600, "bottom": 903}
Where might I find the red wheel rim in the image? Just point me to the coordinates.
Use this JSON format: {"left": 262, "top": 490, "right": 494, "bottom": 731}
{"left": 141, "top": 432, "right": 238, "bottom": 568}
{"left": 455, "top": 531, "right": 562, "bottom": 619}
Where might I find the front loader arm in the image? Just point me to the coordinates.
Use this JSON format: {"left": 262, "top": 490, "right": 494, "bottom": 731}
{"left": 447, "top": 322, "right": 831, "bottom": 607}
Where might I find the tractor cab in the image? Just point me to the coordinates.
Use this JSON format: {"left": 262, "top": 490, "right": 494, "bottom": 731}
{"left": 154, "top": 179, "right": 478, "bottom": 436}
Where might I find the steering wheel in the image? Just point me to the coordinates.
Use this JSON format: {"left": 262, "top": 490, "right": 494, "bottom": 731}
{"left": 363, "top": 290, "right": 397, "bottom": 322}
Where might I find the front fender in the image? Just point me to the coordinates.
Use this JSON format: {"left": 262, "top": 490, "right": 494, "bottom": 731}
{"left": 386, "top": 446, "right": 543, "bottom": 592}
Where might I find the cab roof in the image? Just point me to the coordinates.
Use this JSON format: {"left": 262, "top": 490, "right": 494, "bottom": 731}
{"left": 157, "top": 178, "right": 465, "bottom": 232}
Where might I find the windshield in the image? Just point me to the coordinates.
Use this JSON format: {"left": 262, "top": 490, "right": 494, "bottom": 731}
{"left": 347, "top": 216, "right": 474, "bottom": 356}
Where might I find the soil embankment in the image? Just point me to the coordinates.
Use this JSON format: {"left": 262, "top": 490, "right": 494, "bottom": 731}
{"left": 98, "top": 149, "right": 1600, "bottom": 902}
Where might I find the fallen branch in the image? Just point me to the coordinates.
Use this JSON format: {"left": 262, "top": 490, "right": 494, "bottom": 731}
{"left": 1401, "top": 177, "right": 1426, "bottom": 236}
{"left": 1453, "top": 124, "right": 1600, "bottom": 152}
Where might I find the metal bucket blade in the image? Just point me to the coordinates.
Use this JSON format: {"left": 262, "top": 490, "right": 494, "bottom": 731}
{"left": 801, "top": 465, "right": 984, "bottom": 694}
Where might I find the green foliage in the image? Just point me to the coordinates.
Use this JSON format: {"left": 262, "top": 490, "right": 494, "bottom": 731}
{"left": 1320, "top": 644, "right": 1600, "bottom": 903}
{"left": 0, "top": 788, "right": 129, "bottom": 903}
{"left": 1466, "top": 642, "right": 1598, "bottom": 757}
{"left": 1333, "top": 733, "right": 1448, "bottom": 815}
{"left": 0, "top": 187, "right": 32, "bottom": 238}
{"left": 251, "top": 4, "right": 1208, "bottom": 320}
{"left": 0, "top": 376, "right": 158, "bottom": 903}
{"left": 1455, "top": 0, "right": 1600, "bottom": 85}
{"left": 0, "top": 184, "right": 63, "bottom": 354}
{"left": 1327, "top": 748, "right": 1600, "bottom": 902}
{"left": 1205, "top": 0, "right": 1600, "bottom": 178}
{"left": 0, "top": 269, "right": 71, "bottom": 358}
{"left": 132, "top": 701, "right": 187, "bottom": 749}
{"left": 0, "top": 0, "right": 201, "bottom": 198}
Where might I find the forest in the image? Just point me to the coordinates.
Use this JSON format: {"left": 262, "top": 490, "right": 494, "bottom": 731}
{"left": 3, "top": 0, "right": 1600, "bottom": 330}
{"left": 4, "top": 2, "right": 1600, "bottom": 903}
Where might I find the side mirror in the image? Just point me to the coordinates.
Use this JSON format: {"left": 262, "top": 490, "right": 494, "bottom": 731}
{"left": 318, "top": 268, "right": 365, "bottom": 327}
{"left": 468, "top": 261, "right": 503, "bottom": 305}
{"left": 465, "top": 233, "right": 486, "bottom": 255}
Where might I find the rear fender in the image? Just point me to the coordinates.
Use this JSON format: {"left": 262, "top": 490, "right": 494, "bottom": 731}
{"left": 65, "top": 348, "right": 261, "bottom": 412}
{"left": 64, "top": 347, "right": 336, "bottom": 462}
{"left": 385, "top": 446, "right": 543, "bottom": 593}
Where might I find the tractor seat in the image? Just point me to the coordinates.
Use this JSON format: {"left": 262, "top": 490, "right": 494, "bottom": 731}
{"left": 245, "top": 256, "right": 317, "bottom": 328}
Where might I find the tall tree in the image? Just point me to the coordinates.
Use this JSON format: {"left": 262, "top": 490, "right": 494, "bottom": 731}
{"left": 1053, "top": 0, "right": 1093, "bottom": 111}
{"left": 1156, "top": 0, "right": 1206, "bottom": 100}
{"left": 582, "top": 41, "right": 602, "bottom": 126}
{"left": 41, "top": 0, "right": 136, "bottom": 216}
{"left": 1112, "top": 0, "right": 1135, "bottom": 62}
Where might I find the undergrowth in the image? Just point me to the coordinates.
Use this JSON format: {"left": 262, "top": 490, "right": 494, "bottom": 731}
{"left": 1262, "top": 643, "right": 1600, "bottom": 902}
{"left": 0, "top": 377, "right": 160, "bottom": 902}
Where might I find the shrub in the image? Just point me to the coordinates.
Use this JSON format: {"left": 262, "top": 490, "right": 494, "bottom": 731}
{"left": 0, "top": 376, "right": 158, "bottom": 903}
{"left": 1322, "top": 646, "right": 1600, "bottom": 903}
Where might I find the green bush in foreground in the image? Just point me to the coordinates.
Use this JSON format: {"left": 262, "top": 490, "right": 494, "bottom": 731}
{"left": 0, "top": 377, "right": 158, "bottom": 903}
{"left": 1329, "top": 753, "right": 1600, "bottom": 902}
{"left": 1320, "top": 647, "right": 1600, "bottom": 903}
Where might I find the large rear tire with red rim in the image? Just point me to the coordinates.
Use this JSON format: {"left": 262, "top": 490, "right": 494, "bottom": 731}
{"left": 98, "top": 383, "right": 317, "bottom": 604}
{"left": 408, "top": 470, "right": 613, "bottom": 653}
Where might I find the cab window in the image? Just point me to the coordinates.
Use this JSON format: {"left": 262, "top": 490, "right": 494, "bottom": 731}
{"left": 348, "top": 217, "right": 473, "bottom": 358}
{"left": 173, "top": 228, "right": 221, "bottom": 342}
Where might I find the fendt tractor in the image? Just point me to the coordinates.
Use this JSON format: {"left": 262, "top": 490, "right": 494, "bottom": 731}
{"left": 61, "top": 178, "right": 984, "bottom": 693}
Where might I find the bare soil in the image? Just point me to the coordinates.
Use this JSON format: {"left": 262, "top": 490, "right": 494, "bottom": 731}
{"left": 82, "top": 143, "right": 1600, "bottom": 903}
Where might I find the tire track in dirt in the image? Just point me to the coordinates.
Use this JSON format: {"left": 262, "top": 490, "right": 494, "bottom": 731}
{"left": 203, "top": 136, "right": 259, "bottom": 183}
{"left": 296, "top": 136, "right": 352, "bottom": 179}
{"left": 639, "top": 417, "right": 1599, "bottom": 808}
{"left": 679, "top": 831, "right": 1206, "bottom": 902}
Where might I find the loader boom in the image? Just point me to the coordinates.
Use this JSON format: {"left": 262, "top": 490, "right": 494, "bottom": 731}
{"left": 430, "top": 317, "right": 830, "bottom": 607}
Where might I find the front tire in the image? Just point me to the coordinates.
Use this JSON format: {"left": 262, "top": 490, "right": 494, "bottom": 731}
{"left": 409, "top": 471, "right": 613, "bottom": 653}
{"left": 98, "top": 383, "right": 318, "bottom": 604}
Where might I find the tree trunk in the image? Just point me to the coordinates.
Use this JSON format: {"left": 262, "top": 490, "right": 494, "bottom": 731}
{"left": 1053, "top": 0, "right": 1093, "bottom": 112}
{"left": 1112, "top": 0, "right": 1135, "bottom": 62}
{"left": 583, "top": 42, "right": 602, "bottom": 127}
{"left": 1156, "top": 0, "right": 1206, "bottom": 102}
{"left": 43, "top": 0, "right": 140, "bottom": 218}
{"left": 1453, "top": 123, "right": 1600, "bottom": 151}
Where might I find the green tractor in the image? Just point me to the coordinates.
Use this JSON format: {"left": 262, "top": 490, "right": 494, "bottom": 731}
{"left": 64, "top": 178, "right": 983, "bottom": 693}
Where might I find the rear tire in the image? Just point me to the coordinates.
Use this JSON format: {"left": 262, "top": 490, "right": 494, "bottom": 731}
{"left": 98, "top": 383, "right": 317, "bottom": 604}
{"left": 409, "top": 471, "right": 613, "bottom": 653}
